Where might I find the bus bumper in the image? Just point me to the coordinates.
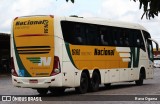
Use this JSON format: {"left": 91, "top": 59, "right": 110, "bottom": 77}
{"left": 12, "top": 74, "right": 62, "bottom": 88}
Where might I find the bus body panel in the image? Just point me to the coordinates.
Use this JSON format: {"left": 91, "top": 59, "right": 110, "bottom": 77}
{"left": 13, "top": 16, "right": 54, "bottom": 77}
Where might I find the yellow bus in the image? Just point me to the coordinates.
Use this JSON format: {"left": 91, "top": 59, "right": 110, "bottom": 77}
{"left": 11, "top": 15, "right": 159, "bottom": 95}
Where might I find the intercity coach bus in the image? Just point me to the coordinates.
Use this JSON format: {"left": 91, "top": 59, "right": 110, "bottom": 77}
{"left": 11, "top": 15, "right": 159, "bottom": 95}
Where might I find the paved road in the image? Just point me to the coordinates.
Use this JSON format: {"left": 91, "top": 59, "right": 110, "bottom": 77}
{"left": 0, "top": 68, "right": 160, "bottom": 104}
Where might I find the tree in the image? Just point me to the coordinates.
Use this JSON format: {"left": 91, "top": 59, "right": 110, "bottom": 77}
{"left": 133, "top": 0, "right": 160, "bottom": 19}
{"left": 66, "top": 0, "right": 74, "bottom": 3}
{"left": 66, "top": 0, "right": 160, "bottom": 19}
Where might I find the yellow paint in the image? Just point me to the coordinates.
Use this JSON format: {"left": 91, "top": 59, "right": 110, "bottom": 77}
{"left": 13, "top": 16, "right": 54, "bottom": 77}
{"left": 69, "top": 44, "right": 129, "bottom": 70}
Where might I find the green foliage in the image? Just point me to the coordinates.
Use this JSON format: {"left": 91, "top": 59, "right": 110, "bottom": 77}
{"left": 65, "top": 0, "right": 160, "bottom": 19}
{"left": 66, "top": 0, "right": 74, "bottom": 3}
{"left": 133, "top": 0, "right": 160, "bottom": 19}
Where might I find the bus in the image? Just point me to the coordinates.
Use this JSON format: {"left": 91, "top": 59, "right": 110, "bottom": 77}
{"left": 11, "top": 15, "right": 159, "bottom": 95}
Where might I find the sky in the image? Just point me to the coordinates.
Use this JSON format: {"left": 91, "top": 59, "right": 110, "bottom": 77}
{"left": 0, "top": 0, "right": 160, "bottom": 46}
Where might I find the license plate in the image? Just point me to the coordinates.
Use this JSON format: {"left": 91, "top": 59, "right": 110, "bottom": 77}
{"left": 29, "top": 79, "right": 38, "bottom": 83}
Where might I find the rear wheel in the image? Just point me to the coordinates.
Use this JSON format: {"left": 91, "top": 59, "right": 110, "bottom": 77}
{"left": 37, "top": 88, "right": 48, "bottom": 95}
{"left": 50, "top": 88, "right": 65, "bottom": 95}
{"left": 104, "top": 83, "right": 111, "bottom": 89}
{"left": 135, "top": 70, "right": 145, "bottom": 86}
{"left": 90, "top": 72, "right": 100, "bottom": 92}
{"left": 75, "top": 72, "right": 89, "bottom": 94}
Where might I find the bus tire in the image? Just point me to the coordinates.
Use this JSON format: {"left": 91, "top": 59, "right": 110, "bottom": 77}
{"left": 50, "top": 88, "right": 65, "bottom": 95}
{"left": 104, "top": 83, "right": 111, "bottom": 89}
{"left": 135, "top": 70, "right": 145, "bottom": 86}
{"left": 90, "top": 72, "right": 100, "bottom": 92}
{"left": 37, "top": 88, "right": 48, "bottom": 95}
{"left": 75, "top": 72, "right": 89, "bottom": 94}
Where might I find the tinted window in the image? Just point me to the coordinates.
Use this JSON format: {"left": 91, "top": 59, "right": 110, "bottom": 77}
{"left": 100, "top": 26, "right": 113, "bottom": 46}
{"left": 61, "top": 21, "right": 86, "bottom": 45}
{"left": 74, "top": 23, "right": 86, "bottom": 45}
{"left": 86, "top": 24, "right": 100, "bottom": 45}
{"left": 61, "top": 21, "right": 100, "bottom": 46}
{"left": 134, "top": 30, "right": 145, "bottom": 50}
{"left": 61, "top": 21, "right": 145, "bottom": 50}
{"left": 142, "top": 30, "right": 151, "bottom": 42}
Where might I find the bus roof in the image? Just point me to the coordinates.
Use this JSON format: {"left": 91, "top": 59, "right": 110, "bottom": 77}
{"left": 15, "top": 15, "right": 148, "bottom": 32}
{"left": 64, "top": 16, "right": 148, "bottom": 32}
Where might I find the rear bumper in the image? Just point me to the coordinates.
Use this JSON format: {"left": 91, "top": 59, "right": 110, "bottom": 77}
{"left": 12, "top": 74, "right": 62, "bottom": 88}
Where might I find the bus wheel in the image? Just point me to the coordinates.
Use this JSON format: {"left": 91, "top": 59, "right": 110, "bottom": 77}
{"left": 135, "top": 70, "right": 144, "bottom": 86}
{"left": 50, "top": 88, "right": 65, "bottom": 95}
{"left": 104, "top": 83, "right": 111, "bottom": 89}
{"left": 37, "top": 88, "right": 48, "bottom": 95}
{"left": 90, "top": 72, "right": 100, "bottom": 92}
{"left": 75, "top": 72, "right": 89, "bottom": 94}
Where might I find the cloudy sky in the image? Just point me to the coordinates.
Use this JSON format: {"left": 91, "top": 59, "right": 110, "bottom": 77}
{"left": 0, "top": 0, "right": 160, "bottom": 45}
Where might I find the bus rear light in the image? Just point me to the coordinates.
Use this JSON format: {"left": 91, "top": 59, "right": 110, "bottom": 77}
{"left": 50, "top": 56, "right": 61, "bottom": 76}
{"left": 11, "top": 57, "right": 18, "bottom": 77}
{"left": 54, "top": 56, "right": 59, "bottom": 69}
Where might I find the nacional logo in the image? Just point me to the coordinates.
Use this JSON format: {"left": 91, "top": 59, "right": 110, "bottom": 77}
{"left": 27, "top": 57, "right": 51, "bottom": 66}
{"left": 16, "top": 20, "right": 49, "bottom": 33}
{"left": 94, "top": 48, "right": 115, "bottom": 56}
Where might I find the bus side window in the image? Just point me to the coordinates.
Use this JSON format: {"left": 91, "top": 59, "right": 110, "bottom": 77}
{"left": 115, "top": 29, "right": 121, "bottom": 46}
{"left": 125, "top": 37, "right": 129, "bottom": 46}
{"left": 124, "top": 29, "right": 130, "bottom": 47}
{"left": 74, "top": 23, "right": 86, "bottom": 45}
{"left": 142, "top": 30, "right": 151, "bottom": 52}
{"left": 100, "top": 35, "right": 108, "bottom": 45}
{"left": 128, "top": 29, "right": 134, "bottom": 47}
{"left": 138, "top": 31, "right": 145, "bottom": 50}
{"left": 147, "top": 40, "right": 154, "bottom": 61}
{"left": 100, "top": 27, "right": 109, "bottom": 46}
{"left": 118, "top": 29, "right": 130, "bottom": 47}
{"left": 134, "top": 30, "right": 145, "bottom": 51}
{"left": 111, "top": 28, "right": 118, "bottom": 46}
{"left": 86, "top": 24, "right": 99, "bottom": 46}
{"left": 108, "top": 27, "right": 114, "bottom": 46}
{"left": 134, "top": 31, "right": 140, "bottom": 47}
{"left": 75, "top": 37, "right": 83, "bottom": 44}
{"left": 61, "top": 21, "right": 75, "bottom": 44}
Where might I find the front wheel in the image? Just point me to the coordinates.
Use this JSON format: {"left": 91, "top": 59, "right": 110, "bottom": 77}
{"left": 75, "top": 72, "right": 89, "bottom": 94}
{"left": 135, "top": 71, "right": 144, "bottom": 86}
